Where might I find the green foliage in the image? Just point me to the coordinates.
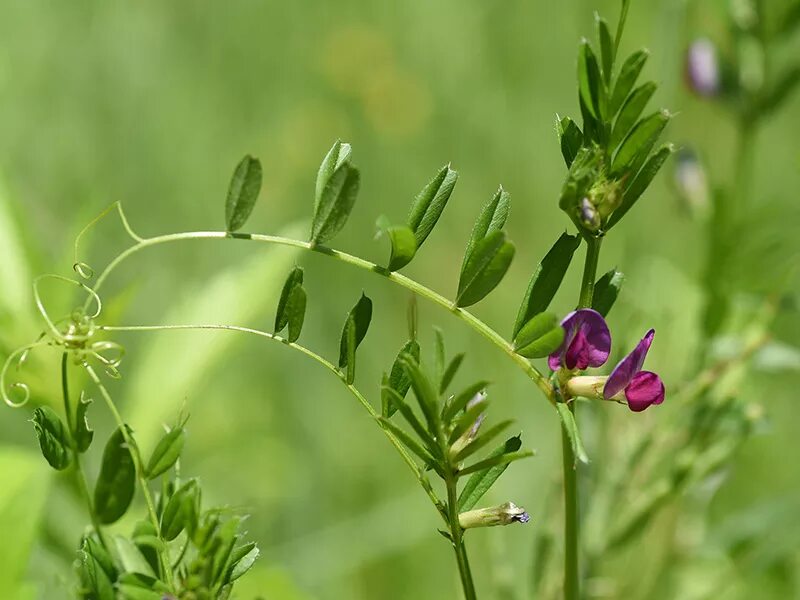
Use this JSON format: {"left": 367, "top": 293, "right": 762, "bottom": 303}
{"left": 382, "top": 339, "right": 420, "bottom": 417}
{"left": 439, "top": 353, "right": 465, "bottom": 394}
{"left": 513, "top": 312, "right": 565, "bottom": 358}
{"left": 77, "top": 539, "right": 116, "bottom": 599}
{"left": 145, "top": 425, "right": 185, "bottom": 480}
{"left": 383, "top": 352, "right": 532, "bottom": 546}
{"left": 311, "top": 141, "right": 360, "bottom": 245}
{"left": 376, "top": 216, "right": 417, "bottom": 272}
{"left": 407, "top": 165, "right": 458, "bottom": 248}
{"left": 274, "top": 266, "right": 307, "bottom": 342}
{"left": 557, "top": 116, "right": 583, "bottom": 168}
{"left": 160, "top": 478, "right": 198, "bottom": 541}
{"left": 559, "top": 20, "right": 672, "bottom": 235}
{"left": 592, "top": 268, "right": 624, "bottom": 316}
{"left": 609, "top": 50, "right": 649, "bottom": 115}
{"left": 6, "top": 0, "right": 797, "bottom": 597}
{"left": 338, "top": 293, "right": 373, "bottom": 384}
{"left": 31, "top": 406, "right": 72, "bottom": 470}
{"left": 610, "top": 110, "right": 671, "bottom": 176}
{"left": 458, "top": 435, "right": 523, "bottom": 511}
{"left": 578, "top": 40, "right": 606, "bottom": 121}
{"left": 459, "top": 186, "right": 511, "bottom": 278}
{"left": 513, "top": 232, "right": 581, "bottom": 338}
{"left": 610, "top": 82, "right": 656, "bottom": 149}
{"left": 94, "top": 427, "right": 137, "bottom": 524}
{"left": 73, "top": 393, "right": 94, "bottom": 453}
{"left": 555, "top": 404, "right": 588, "bottom": 465}
{"left": 225, "top": 155, "right": 262, "bottom": 232}
{"left": 608, "top": 143, "right": 674, "bottom": 228}
{"left": 456, "top": 230, "right": 515, "bottom": 307}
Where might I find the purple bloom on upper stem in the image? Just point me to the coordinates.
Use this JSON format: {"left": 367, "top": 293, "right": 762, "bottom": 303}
{"left": 603, "top": 329, "right": 665, "bottom": 412}
{"left": 685, "top": 38, "right": 721, "bottom": 97}
{"left": 548, "top": 309, "right": 611, "bottom": 371}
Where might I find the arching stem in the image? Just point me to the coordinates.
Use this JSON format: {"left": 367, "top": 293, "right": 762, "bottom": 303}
{"left": 100, "top": 323, "right": 447, "bottom": 520}
{"left": 83, "top": 229, "right": 553, "bottom": 403}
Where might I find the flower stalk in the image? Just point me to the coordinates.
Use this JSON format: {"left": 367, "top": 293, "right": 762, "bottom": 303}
{"left": 562, "top": 234, "right": 602, "bottom": 600}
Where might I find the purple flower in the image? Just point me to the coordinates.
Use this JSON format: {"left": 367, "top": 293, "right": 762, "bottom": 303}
{"left": 603, "top": 329, "right": 665, "bottom": 412}
{"left": 548, "top": 309, "right": 611, "bottom": 371}
{"left": 685, "top": 38, "right": 720, "bottom": 97}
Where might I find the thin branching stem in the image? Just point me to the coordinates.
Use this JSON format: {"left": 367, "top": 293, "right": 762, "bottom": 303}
{"left": 99, "top": 323, "right": 447, "bottom": 519}
{"left": 62, "top": 353, "right": 110, "bottom": 551}
{"left": 446, "top": 470, "right": 477, "bottom": 600}
{"left": 83, "top": 228, "right": 554, "bottom": 403}
{"left": 82, "top": 362, "right": 175, "bottom": 589}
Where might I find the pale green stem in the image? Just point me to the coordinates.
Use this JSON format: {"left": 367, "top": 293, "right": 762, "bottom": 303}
{"left": 83, "top": 230, "right": 553, "bottom": 403}
{"left": 62, "top": 353, "right": 110, "bottom": 551}
{"left": 446, "top": 470, "right": 477, "bottom": 600}
{"left": 82, "top": 362, "right": 175, "bottom": 589}
{"left": 560, "top": 428, "right": 580, "bottom": 600}
{"left": 99, "top": 323, "right": 446, "bottom": 518}
{"left": 433, "top": 386, "right": 477, "bottom": 600}
{"left": 562, "top": 234, "right": 602, "bottom": 600}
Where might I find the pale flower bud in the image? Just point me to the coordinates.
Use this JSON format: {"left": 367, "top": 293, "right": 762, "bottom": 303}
{"left": 459, "top": 502, "right": 530, "bottom": 529}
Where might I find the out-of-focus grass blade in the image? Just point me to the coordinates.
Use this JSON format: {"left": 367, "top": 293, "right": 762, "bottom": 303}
{"left": 126, "top": 223, "right": 304, "bottom": 447}
{"left": 0, "top": 448, "right": 50, "bottom": 598}
{"left": 0, "top": 181, "right": 35, "bottom": 332}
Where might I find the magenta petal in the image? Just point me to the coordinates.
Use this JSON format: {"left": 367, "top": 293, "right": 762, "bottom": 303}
{"left": 549, "top": 309, "right": 611, "bottom": 371}
{"left": 603, "top": 329, "right": 655, "bottom": 399}
{"left": 565, "top": 329, "right": 593, "bottom": 370}
{"left": 624, "top": 371, "right": 665, "bottom": 412}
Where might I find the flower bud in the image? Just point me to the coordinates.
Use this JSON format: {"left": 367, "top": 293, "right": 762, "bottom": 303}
{"left": 579, "top": 197, "right": 601, "bottom": 232}
{"left": 449, "top": 391, "right": 487, "bottom": 459}
{"left": 564, "top": 375, "right": 608, "bottom": 400}
{"left": 458, "top": 502, "right": 530, "bottom": 529}
{"left": 685, "top": 38, "right": 721, "bottom": 97}
{"left": 673, "top": 149, "right": 710, "bottom": 218}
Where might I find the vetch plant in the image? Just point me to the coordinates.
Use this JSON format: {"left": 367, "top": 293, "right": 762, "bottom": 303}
{"left": 12, "top": 1, "right": 775, "bottom": 598}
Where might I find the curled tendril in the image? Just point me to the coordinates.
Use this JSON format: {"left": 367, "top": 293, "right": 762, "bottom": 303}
{"left": 33, "top": 275, "right": 103, "bottom": 343}
{"left": 1, "top": 341, "right": 52, "bottom": 408}
{"left": 73, "top": 261, "right": 95, "bottom": 280}
{"left": 86, "top": 341, "right": 126, "bottom": 378}
{"left": 73, "top": 202, "right": 144, "bottom": 282}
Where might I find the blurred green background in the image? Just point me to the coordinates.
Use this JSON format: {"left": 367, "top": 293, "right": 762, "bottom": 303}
{"left": 0, "top": 0, "right": 798, "bottom": 598}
